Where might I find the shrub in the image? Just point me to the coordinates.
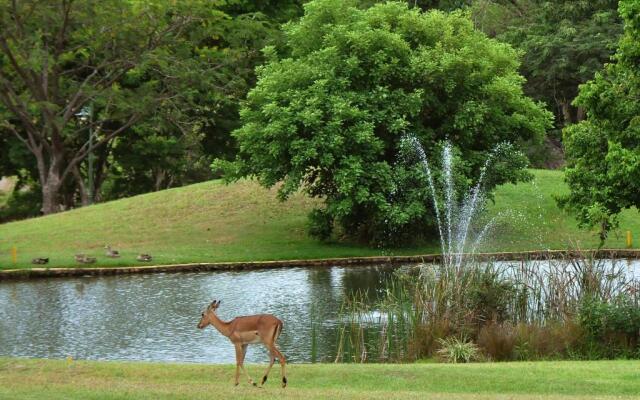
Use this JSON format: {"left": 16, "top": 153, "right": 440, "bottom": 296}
{"left": 578, "top": 296, "right": 640, "bottom": 358}
{"left": 477, "top": 323, "right": 517, "bottom": 361}
{"left": 410, "top": 320, "right": 454, "bottom": 359}
{"left": 513, "top": 321, "right": 584, "bottom": 360}
{"left": 466, "top": 268, "right": 519, "bottom": 326}
{"left": 307, "top": 209, "right": 334, "bottom": 240}
{"left": 0, "top": 186, "right": 41, "bottom": 222}
{"left": 436, "top": 337, "right": 479, "bottom": 363}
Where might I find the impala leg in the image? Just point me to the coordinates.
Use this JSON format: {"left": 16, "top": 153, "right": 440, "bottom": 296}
{"left": 239, "top": 344, "right": 256, "bottom": 386}
{"left": 271, "top": 346, "right": 287, "bottom": 388}
{"left": 234, "top": 344, "right": 242, "bottom": 386}
{"left": 260, "top": 349, "right": 276, "bottom": 387}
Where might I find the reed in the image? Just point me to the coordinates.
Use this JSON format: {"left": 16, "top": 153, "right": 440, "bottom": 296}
{"left": 334, "top": 253, "right": 640, "bottom": 362}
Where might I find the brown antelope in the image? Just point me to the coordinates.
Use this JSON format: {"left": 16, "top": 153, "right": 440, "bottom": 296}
{"left": 197, "top": 300, "right": 287, "bottom": 388}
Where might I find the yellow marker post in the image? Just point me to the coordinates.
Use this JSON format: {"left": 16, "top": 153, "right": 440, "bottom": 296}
{"left": 626, "top": 231, "right": 633, "bottom": 249}
{"left": 11, "top": 246, "right": 17, "bottom": 264}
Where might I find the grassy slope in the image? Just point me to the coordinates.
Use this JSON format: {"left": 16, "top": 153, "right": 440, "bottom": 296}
{"left": 0, "top": 170, "right": 638, "bottom": 270}
{"left": 1, "top": 358, "right": 639, "bottom": 399}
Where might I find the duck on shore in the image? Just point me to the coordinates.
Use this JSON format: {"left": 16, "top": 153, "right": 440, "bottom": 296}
{"left": 136, "top": 254, "right": 152, "bottom": 262}
{"left": 104, "top": 245, "right": 120, "bottom": 258}
{"left": 75, "top": 254, "right": 97, "bottom": 264}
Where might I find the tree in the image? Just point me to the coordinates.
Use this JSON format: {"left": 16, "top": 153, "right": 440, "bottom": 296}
{"left": 0, "top": 0, "right": 227, "bottom": 213}
{"left": 102, "top": 1, "right": 308, "bottom": 199}
{"left": 216, "top": 0, "right": 552, "bottom": 244}
{"left": 560, "top": 0, "right": 640, "bottom": 242}
{"left": 499, "top": 0, "right": 622, "bottom": 129}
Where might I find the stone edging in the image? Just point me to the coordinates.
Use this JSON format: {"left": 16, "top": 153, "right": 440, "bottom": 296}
{"left": 1, "top": 249, "right": 639, "bottom": 281}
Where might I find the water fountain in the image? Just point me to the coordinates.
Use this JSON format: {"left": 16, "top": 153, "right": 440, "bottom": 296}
{"left": 400, "top": 134, "right": 516, "bottom": 267}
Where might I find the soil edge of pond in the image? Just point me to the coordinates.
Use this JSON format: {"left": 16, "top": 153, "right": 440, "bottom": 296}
{"left": 1, "top": 249, "right": 639, "bottom": 281}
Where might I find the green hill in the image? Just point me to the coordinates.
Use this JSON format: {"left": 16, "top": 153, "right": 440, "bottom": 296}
{"left": 0, "top": 170, "right": 638, "bottom": 270}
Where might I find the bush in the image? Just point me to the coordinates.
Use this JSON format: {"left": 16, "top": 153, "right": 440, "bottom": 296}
{"left": 513, "top": 321, "right": 584, "bottom": 360}
{"left": 578, "top": 296, "right": 640, "bottom": 358}
{"left": 478, "top": 323, "right": 516, "bottom": 361}
{"left": 466, "top": 269, "right": 519, "bottom": 326}
{"left": 0, "top": 186, "right": 41, "bottom": 222}
{"left": 307, "top": 209, "right": 334, "bottom": 241}
{"left": 436, "top": 337, "right": 479, "bottom": 363}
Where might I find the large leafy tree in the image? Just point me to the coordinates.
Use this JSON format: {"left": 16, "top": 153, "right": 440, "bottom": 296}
{"left": 0, "top": 0, "right": 228, "bottom": 214}
{"left": 218, "top": 0, "right": 552, "bottom": 244}
{"left": 560, "top": 0, "right": 640, "bottom": 242}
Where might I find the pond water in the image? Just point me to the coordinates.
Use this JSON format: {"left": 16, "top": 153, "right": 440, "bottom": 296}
{"left": 1, "top": 259, "right": 638, "bottom": 364}
{"left": 0, "top": 265, "right": 397, "bottom": 364}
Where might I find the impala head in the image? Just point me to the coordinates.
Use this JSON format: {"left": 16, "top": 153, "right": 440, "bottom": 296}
{"left": 197, "top": 299, "right": 221, "bottom": 329}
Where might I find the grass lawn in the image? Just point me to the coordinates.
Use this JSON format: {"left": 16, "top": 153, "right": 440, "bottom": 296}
{"left": 0, "top": 169, "right": 638, "bottom": 270}
{"left": 1, "top": 358, "right": 638, "bottom": 399}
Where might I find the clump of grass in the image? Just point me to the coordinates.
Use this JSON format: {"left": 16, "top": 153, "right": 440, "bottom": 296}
{"left": 436, "top": 337, "right": 479, "bottom": 363}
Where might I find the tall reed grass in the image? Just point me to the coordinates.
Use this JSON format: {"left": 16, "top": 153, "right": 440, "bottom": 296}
{"left": 334, "top": 253, "right": 640, "bottom": 362}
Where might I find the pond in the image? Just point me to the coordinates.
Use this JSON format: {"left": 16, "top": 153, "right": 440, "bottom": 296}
{"left": 1, "top": 259, "right": 639, "bottom": 364}
{"left": 0, "top": 265, "right": 397, "bottom": 364}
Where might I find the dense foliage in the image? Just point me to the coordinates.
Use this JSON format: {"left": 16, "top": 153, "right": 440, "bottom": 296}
{"left": 560, "top": 0, "right": 640, "bottom": 240}
{"left": 218, "top": 0, "right": 551, "bottom": 244}
{"left": 500, "top": 1, "right": 622, "bottom": 129}
{"left": 0, "top": 0, "right": 305, "bottom": 213}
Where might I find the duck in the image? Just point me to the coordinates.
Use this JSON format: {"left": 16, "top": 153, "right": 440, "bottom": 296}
{"left": 75, "top": 254, "right": 97, "bottom": 264}
{"left": 31, "top": 257, "right": 49, "bottom": 265}
{"left": 104, "top": 245, "right": 120, "bottom": 258}
{"left": 136, "top": 253, "right": 153, "bottom": 262}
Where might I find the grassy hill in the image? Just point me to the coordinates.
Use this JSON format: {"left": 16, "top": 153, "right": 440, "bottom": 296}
{"left": 0, "top": 169, "right": 638, "bottom": 270}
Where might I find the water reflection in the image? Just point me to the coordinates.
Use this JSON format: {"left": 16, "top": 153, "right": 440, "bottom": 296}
{"left": 0, "top": 265, "right": 395, "bottom": 363}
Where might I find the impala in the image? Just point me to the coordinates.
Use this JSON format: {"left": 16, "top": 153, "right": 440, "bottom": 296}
{"left": 197, "top": 299, "right": 287, "bottom": 388}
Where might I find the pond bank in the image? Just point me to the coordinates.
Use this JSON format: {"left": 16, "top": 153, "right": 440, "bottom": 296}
{"left": 1, "top": 248, "right": 639, "bottom": 281}
{"left": 1, "top": 357, "right": 638, "bottom": 399}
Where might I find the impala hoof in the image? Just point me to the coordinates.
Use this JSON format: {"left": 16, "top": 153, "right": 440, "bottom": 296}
{"left": 282, "top": 377, "right": 287, "bottom": 388}
{"left": 261, "top": 376, "right": 267, "bottom": 385}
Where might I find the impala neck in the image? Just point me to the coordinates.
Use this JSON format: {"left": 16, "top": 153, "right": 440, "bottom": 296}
{"left": 209, "top": 312, "right": 232, "bottom": 337}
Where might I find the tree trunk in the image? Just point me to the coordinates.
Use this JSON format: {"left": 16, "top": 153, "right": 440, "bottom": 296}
{"left": 560, "top": 99, "right": 573, "bottom": 126}
{"left": 72, "top": 165, "right": 90, "bottom": 206}
{"left": 38, "top": 150, "right": 65, "bottom": 215}
{"left": 41, "top": 175, "right": 61, "bottom": 214}
{"left": 154, "top": 169, "right": 166, "bottom": 191}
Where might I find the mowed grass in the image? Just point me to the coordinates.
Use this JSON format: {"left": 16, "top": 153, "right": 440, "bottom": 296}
{"left": 483, "top": 169, "right": 640, "bottom": 252}
{"left": 0, "top": 170, "right": 638, "bottom": 269}
{"left": 1, "top": 358, "right": 639, "bottom": 400}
